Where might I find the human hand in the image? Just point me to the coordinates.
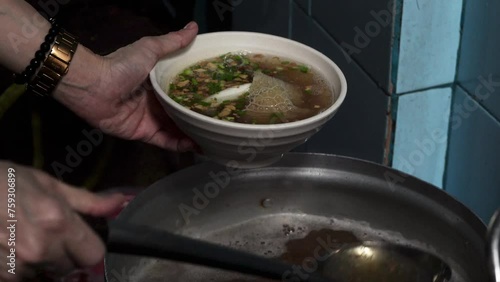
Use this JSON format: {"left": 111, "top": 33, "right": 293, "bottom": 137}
{"left": 54, "top": 22, "right": 199, "bottom": 152}
{"left": 0, "top": 161, "right": 127, "bottom": 281}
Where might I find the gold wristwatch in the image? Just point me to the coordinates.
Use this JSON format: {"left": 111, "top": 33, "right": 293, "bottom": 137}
{"left": 28, "top": 29, "right": 79, "bottom": 97}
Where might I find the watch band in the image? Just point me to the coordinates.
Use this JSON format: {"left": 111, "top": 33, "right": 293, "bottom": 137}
{"left": 28, "top": 29, "right": 79, "bottom": 97}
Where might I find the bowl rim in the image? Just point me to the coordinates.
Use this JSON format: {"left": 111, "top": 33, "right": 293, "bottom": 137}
{"left": 150, "top": 31, "right": 348, "bottom": 130}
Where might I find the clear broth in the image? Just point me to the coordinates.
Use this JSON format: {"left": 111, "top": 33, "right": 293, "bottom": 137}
{"left": 167, "top": 53, "right": 334, "bottom": 124}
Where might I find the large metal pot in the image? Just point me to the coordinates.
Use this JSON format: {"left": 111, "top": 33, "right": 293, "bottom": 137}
{"left": 105, "top": 153, "right": 489, "bottom": 282}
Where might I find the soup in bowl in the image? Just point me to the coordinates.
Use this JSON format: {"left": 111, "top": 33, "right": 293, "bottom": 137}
{"left": 150, "top": 32, "right": 347, "bottom": 168}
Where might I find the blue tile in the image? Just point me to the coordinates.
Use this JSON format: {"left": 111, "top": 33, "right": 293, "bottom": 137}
{"left": 312, "top": 0, "right": 395, "bottom": 92}
{"left": 445, "top": 86, "right": 500, "bottom": 222}
{"left": 232, "top": 0, "right": 291, "bottom": 38}
{"left": 396, "top": 0, "right": 463, "bottom": 93}
{"left": 292, "top": 5, "right": 388, "bottom": 163}
{"left": 457, "top": 0, "right": 500, "bottom": 121}
{"left": 392, "top": 87, "right": 452, "bottom": 188}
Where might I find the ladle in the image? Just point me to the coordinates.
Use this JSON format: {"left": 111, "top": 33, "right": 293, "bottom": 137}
{"left": 321, "top": 241, "right": 452, "bottom": 282}
{"left": 321, "top": 208, "right": 499, "bottom": 282}
{"left": 88, "top": 218, "right": 463, "bottom": 282}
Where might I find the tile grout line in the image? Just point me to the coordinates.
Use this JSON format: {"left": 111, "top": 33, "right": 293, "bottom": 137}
{"left": 387, "top": 94, "right": 399, "bottom": 167}
{"left": 291, "top": 2, "right": 385, "bottom": 90}
{"left": 390, "top": 0, "right": 405, "bottom": 94}
{"left": 308, "top": 17, "right": 391, "bottom": 96}
{"left": 387, "top": 0, "right": 406, "bottom": 167}
{"left": 443, "top": 0, "right": 467, "bottom": 191}
{"left": 441, "top": 82, "right": 458, "bottom": 191}
{"left": 396, "top": 83, "right": 454, "bottom": 96}
{"left": 457, "top": 83, "right": 500, "bottom": 124}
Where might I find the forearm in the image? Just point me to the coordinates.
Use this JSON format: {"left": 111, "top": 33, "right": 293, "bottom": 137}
{"left": 0, "top": 0, "right": 102, "bottom": 105}
{"left": 0, "top": 0, "right": 50, "bottom": 73}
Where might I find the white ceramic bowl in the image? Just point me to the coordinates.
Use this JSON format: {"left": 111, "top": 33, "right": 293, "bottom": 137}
{"left": 150, "top": 32, "right": 347, "bottom": 168}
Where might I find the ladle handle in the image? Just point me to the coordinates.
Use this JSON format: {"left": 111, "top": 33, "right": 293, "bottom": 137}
{"left": 488, "top": 209, "right": 500, "bottom": 282}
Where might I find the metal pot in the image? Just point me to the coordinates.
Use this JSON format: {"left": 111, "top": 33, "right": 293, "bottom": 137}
{"left": 105, "top": 153, "right": 490, "bottom": 282}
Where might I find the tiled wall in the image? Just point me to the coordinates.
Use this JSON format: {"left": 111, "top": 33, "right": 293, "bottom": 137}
{"left": 392, "top": 88, "right": 452, "bottom": 187}
{"left": 445, "top": 0, "right": 500, "bottom": 222}
{"left": 232, "top": 0, "right": 291, "bottom": 38}
{"left": 233, "top": 0, "right": 391, "bottom": 163}
{"left": 392, "top": 0, "right": 463, "bottom": 188}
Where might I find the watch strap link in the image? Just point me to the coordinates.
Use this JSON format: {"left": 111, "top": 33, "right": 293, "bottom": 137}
{"left": 28, "top": 29, "right": 78, "bottom": 97}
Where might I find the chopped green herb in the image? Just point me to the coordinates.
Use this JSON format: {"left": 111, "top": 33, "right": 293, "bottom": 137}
{"left": 188, "top": 84, "right": 198, "bottom": 92}
{"left": 234, "top": 55, "right": 243, "bottom": 64}
{"left": 191, "top": 78, "right": 199, "bottom": 86}
{"left": 170, "top": 95, "right": 185, "bottom": 104}
{"left": 298, "top": 65, "right": 309, "bottom": 73}
{"left": 192, "top": 93, "right": 204, "bottom": 100}
{"left": 169, "top": 83, "right": 176, "bottom": 91}
{"left": 222, "top": 72, "right": 236, "bottom": 81}
{"left": 198, "top": 101, "right": 211, "bottom": 106}
{"left": 269, "top": 112, "right": 286, "bottom": 124}
{"left": 207, "top": 82, "right": 222, "bottom": 94}
{"left": 213, "top": 69, "right": 236, "bottom": 81}
{"left": 183, "top": 69, "right": 193, "bottom": 76}
{"left": 234, "top": 93, "right": 249, "bottom": 109}
{"left": 235, "top": 110, "right": 247, "bottom": 116}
